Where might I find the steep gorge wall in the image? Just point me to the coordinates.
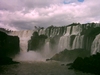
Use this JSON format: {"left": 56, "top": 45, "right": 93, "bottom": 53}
{"left": 0, "top": 31, "right": 20, "bottom": 57}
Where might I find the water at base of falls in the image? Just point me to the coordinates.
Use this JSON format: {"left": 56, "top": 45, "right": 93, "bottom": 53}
{"left": 0, "top": 62, "right": 94, "bottom": 75}
{"left": 13, "top": 51, "right": 46, "bottom": 62}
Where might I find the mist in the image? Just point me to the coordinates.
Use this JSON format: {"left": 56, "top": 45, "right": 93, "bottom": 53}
{"left": 13, "top": 41, "right": 59, "bottom": 62}
{"left": 13, "top": 51, "right": 45, "bottom": 62}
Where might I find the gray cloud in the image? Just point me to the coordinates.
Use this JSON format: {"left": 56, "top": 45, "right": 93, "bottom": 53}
{"left": 0, "top": 0, "right": 100, "bottom": 30}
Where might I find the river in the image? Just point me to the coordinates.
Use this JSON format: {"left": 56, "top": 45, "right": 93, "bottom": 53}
{"left": 0, "top": 61, "right": 95, "bottom": 75}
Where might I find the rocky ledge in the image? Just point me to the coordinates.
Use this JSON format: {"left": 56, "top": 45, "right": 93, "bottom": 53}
{"left": 0, "top": 56, "right": 19, "bottom": 65}
{"left": 68, "top": 53, "right": 100, "bottom": 75}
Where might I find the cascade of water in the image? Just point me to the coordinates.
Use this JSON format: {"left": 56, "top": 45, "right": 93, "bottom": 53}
{"left": 56, "top": 28, "right": 60, "bottom": 36}
{"left": 43, "top": 42, "right": 51, "bottom": 57}
{"left": 72, "top": 35, "right": 84, "bottom": 49}
{"left": 45, "top": 29, "right": 50, "bottom": 37}
{"left": 71, "top": 25, "right": 82, "bottom": 35}
{"left": 95, "top": 23, "right": 100, "bottom": 27}
{"left": 91, "top": 34, "right": 100, "bottom": 54}
{"left": 63, "top": 27, "right": 66, "bottom": 35}
{"left": 8, "top": 30, "right": 34, "bottom": 52}
{"left": 58, "top": 35, "right": 73, "bottom": 52}
{"left": 6, "top": 23, "right": 100, "bottom": 61}
{"left": 64, "top": 26, "right": 71, "bottom": 36}
{"left": 58, "top": 35, "right": 75, "bottom": 51}
{"left": 38, "top": 29, "right": 45, "bottom": 35}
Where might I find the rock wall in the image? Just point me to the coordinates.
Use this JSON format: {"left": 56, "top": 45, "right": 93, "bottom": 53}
{"left": 28, "top": 32, "right": 47, "bottom": 50}
{"left": 0, "top": 31, "right": 20, "bottom": 57}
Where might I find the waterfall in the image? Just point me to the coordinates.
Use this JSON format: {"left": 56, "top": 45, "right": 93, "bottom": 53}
{"left": 38, "top": 29, "right": 45, "bottom": 35}
{"left": 58, "top": 35, "right": 71, "bottom": 51}
{"left": 57, "top": 26, "right": 72, "bottom": 51}
{"left": 58, "top": 35, "right": 84, "bottom": 51}
{"left": 8, "top": 30, "right": 47, "bottom": 61}
{"left": 91, "top": 34, "right": 100, "bottom": 54}
{"left": 8, "top": 30, "right": 57, "bottom": 61}
{"left": 71, "top": 25, "right": 82, "bottom": 35}
{"left": 8, "top": 30, "right": 34, "bottom": 52}
{"left": 64, "top": 26, "right": 71, "bottom": 36}
{"left": 6, "top": 23, "right": 100, "bottom": 61}
{"left": 72, "top": 35, "right": 84, "bottom": 49}
{"left": 58, "top": 25, "right": 83, "bottom": 51}
{"left": 43, "top": 42, "right": 51, "bottom": 57}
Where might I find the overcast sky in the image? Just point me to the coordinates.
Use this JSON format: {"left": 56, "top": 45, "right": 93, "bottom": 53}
{"left": 0, "top": 0, "right": 100, "bottom": 30}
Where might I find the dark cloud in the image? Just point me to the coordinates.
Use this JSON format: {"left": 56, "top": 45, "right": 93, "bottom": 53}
{"left": 0, "top": 0, "right": 100, "bottom": 30}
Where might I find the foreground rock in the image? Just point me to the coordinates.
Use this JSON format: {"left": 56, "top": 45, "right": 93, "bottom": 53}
{"left": 48, "top": 49, "right": 90, "bottom": 62}
{"left": 0, "top": 56, "right": 19, "bottom": 65}
{"left": 0, "top": 30, "right": 20, "bottom": 65}
{"left": 0, "top": 31, "right": 20, "bottom": 57}
{"left": 68, "top": 53, "right": 100, "bottom": 75}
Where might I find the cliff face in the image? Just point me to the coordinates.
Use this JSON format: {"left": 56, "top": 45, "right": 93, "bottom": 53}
{"left": 0, "top": 31, "right": 20, "bottom": 57}
{"left": 28, "top": 32, "right": 47, "bottom": 50}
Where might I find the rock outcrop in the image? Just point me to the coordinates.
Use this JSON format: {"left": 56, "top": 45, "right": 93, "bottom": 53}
{"left": 0, "top": 31, "right": 20, "bottom": 57}
{"left": 0, "top": 56, "right": 19, "bottom": 65}
{"left": 48, "top": 49, "right": 90, "bottom": 62}
{"left": 68, "top": 53, "right": 100, "bottom": 75}
{"left": 28, "top": 32, "right": 47, "bottom": 50}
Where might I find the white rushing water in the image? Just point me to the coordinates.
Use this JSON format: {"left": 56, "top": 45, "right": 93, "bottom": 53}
{"left": 58, "top": 25, "right": 84, "bottom": 51}
{"left": 58, "top": 35, "right": 72, "bottom": 51}
{"left": 8, "top": 30, "right": 44, "bottom": 61}
{"left": 72, "top": 35, "right": 84, "bottom": 49}
{"left": 91, "top": 34, "right": 100, "bottom": 54}
{"left": 8, "top": 30, "right": 54, "bottom": 61}
{"left": 8, "top": 30, "right": 34, "bottom": 52}
{"left": 8, "top": 30, "right": 46, "bottom": 61}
